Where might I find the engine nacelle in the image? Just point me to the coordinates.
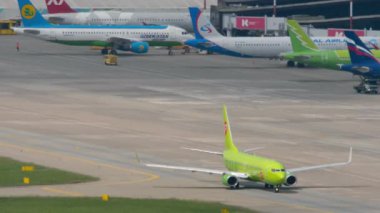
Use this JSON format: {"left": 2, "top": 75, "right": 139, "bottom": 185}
{"left": 222, "top": 174, "right": 239, "bottom": 188}
{"left": 130, "top": 42, "right": 149, "bottom": 54}
{"left": 284, "top": 174, "right": 297, "bottom": 186}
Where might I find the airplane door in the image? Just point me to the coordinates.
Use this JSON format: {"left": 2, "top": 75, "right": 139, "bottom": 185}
{"left": 48, "top": 30, "right": 57, "bottom": 41}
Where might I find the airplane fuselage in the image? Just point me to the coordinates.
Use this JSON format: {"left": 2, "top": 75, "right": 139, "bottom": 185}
{"left": 284, "top": 49, "right": 380, "bottom": 73}
{"left": 187, "top": 36, "right": 380, "bottom": 58}
{"left": 13, "top": 25, "right": 193, "bottom": 48}
{"left": 43, "top": 11, "right": 210, "bottom": 33}
{"left": 224, "top": 150, "right": 286, "bottom": 186}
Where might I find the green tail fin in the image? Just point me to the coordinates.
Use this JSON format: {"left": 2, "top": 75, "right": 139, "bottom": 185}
{"left": 287, "top": 20, "right": 319, "bottom": 52}
{"left": 223, "top": 105, "right": 239, "bottom": 153}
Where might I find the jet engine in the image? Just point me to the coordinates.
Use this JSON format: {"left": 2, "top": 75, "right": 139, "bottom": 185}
{"left": 116, "top": 41, "right": 149, "bottom": 54}
{"left": 284, "top": 173, "right": 297, "bottom": 186}
{"left": 130, "top": 42, "right": 149, "bottom": 54}
{"left": 222, "top": 174, "right": 239, "bottom": 188}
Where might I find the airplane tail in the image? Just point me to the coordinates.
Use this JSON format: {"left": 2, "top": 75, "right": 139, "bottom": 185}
{"left": 45, "top": 0, "right": 76, "bottom": 14}
{"left": 189, "top": 7, "right": 222, "bottom": 40}
{"left": 17, "top": 0, "right": 51, "bottom": 27}
{"left": 344, "top": 31, "right": 379, "bottom": 64}
{"left": 223, "top": 105, "right": 239, "bottom": 153}
{"left": 287, "top": 20, "right": 319, "bottom": 52}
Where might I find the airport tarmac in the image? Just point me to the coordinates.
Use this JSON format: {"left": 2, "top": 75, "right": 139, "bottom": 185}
{"left": 0, "top": 35, "right": 379, "bottom": 213}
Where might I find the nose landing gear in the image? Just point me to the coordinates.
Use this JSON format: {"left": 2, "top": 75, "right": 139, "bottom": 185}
{"left": 264, "top": 183, "right": 281, "bottom": 193}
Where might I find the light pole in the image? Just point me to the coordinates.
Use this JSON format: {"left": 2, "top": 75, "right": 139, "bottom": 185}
{"left": 350, "top": 0, "right": 353, "bottom": 29}
{"left": 273, "top": 0, "right": 277, "bottom": 17}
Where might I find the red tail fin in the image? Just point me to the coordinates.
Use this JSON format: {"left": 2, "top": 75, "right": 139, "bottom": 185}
{"left": 45, "top": 0, "right": 76, "bottom": 14}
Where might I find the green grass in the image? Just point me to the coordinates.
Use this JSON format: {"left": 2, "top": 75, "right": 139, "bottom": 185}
{"left": 0, "top": 157, "right": 98, "bottom": 187}
{"left": 0, "top": 197, "right": 258, "bottom": 213}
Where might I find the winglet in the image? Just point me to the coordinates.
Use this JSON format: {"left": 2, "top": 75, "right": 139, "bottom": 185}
{"left": 344, "top": 31, "right": 379, "bottom": 64}
{"left": 348, "top": 146, "right": 353, "bottom": 164}
{"left": 287, "top": 20, "right": 319, "bottom": 52}
{"left": 223, "top": 105, "right": 239, "bottom": 152}
{"left": 45, "top": 0, "right": 76, "bottom": 14}
{"left": 17, "top": 0, "right": 51, "bottom": 27}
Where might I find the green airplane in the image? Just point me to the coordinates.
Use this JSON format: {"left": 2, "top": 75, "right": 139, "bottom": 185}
{"left": 282, "top": 20, "right": 380, "bottom": 70}
{"left": 146, "top": 106, "right": 352, "bottom": 193}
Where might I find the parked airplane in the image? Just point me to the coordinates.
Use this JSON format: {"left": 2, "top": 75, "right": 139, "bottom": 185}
{"left": 283, "top": 20, "right": 380, "bottom": 94}
{"left": 42, "top": 0, "right": 209, "bottom": 33}
{"left": 185, "top": 7, "right": 380, "bottom": 62}
{"left": 14, "top": 0, "right": 193, "bottom": 55}
{"left": 340, "top": 31, "right": 380, "bottom": 94}
{"left": 283, "top": 20, "right": 380, "bottom": 68}
{"left": 146, "top": 106, "right": 352, "bottom": 193}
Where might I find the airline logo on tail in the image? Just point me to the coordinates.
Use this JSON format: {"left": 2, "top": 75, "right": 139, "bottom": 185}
{"left": 44, "top": 0, "right": 76, "bottom": 14}
{"left": 287, "top": 20, "right": 319, "bottom": 52}
{"left": 347, "top": 40, "right": 378, "bottom": 62}
{"left": 47, "top": 0, "right": 64, "bottom": 5}
{"left": 21, "top": 4, "right": 36, "bottom": 19}
{"left": 200, "top": 23, "right": 213, "bottom": 33}
{"left": 224, "top": 121, "right": 228, "bottom": 135}
{"left": 345, "top": 31, "right": 379, "bottom": 63}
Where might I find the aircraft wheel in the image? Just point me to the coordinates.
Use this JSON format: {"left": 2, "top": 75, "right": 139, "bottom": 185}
{"left": 101, "top": 48, "right": 109, "bottom": 55}
{"left": 287, "top": 61, "right": 295, "bottom": 67}
{"left": 235, "top": 183, "right": 240, "bottom": 189}
{"left": 110, "top": 49, "right": 118, "bottom": 55}
{"left": 274, "top": 186, "right": 280, "bottom": 193}
{"left": 297, "top": 63, "right": 305, "bottom": 68}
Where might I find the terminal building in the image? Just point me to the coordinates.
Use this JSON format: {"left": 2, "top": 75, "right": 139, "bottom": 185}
{"left": 211, "top": 0, "right": 380, "bottom": 36}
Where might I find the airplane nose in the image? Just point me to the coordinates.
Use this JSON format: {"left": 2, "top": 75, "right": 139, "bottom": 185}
{"left": 278, "top": 173, "right": 286, "bottom": 183}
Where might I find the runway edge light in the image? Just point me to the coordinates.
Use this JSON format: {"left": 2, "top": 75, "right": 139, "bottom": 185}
{"left": 101, "top": 194, "right": 110, "bottom": 201}
{"left": 21, "top": 165, "right": 34, "bottom": 172}
{"left": 23, "top": 177, "right": 30, "bottom": 184}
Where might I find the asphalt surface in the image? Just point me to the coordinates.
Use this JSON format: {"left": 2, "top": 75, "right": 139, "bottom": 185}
{"left": 0, "top": 35, "right": 379, "bottom": 213}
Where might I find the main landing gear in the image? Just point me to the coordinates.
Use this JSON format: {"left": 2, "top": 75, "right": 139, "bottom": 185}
{"left": 354, "top": 78, "right": 379, "bottom": 94}
{"left": 265, "top": 183, "right": 281, "bottom": 193}
{"left": 230, "top": 183, "right": 240, "bottom": 189}
{"left": 168, "top": 47, "right": 174, "bottom": 56}
{"left": 101, "top": 48, "right": 109, "bottom": 55}
{"left": 286, "top": 60, "right": 306, "bottom": 68}
{"left": 110, "top": 49, "right": 118, "bottom": 55}
{"left": 287, "top": 60, "right": 295, "bottom": 67}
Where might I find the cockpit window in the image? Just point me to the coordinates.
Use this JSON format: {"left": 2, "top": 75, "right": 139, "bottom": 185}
{"left": 271, "top": 169, "right": 285, "bottom": 172}
{"left": 182, "top": 32, "right": 188, "bottom": 35}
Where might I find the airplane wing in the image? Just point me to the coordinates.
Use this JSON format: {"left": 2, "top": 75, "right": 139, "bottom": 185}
{"left": 145, "top": 163, "right": 249, "bottom": 179}
{"left": 108, "top": 37, "right": 136, "bottom": 46}
{"left": 294, "top": 55, "right": 311, "bottom": 61}
{"left": 287, "top": 147, "right": 352, "bottom": 173}
{"left": 182, "top": 147, "right": 223, "bottom": 156}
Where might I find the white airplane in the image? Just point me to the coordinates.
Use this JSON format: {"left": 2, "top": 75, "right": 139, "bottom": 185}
{"left": 42, "top": 0, "right": 210, "bottom": 33}
{"left": 186, "top": 7, "right": 380, "bottom": 66}
{"left": 14, "top": 0, "right": 193, "bottom": 55}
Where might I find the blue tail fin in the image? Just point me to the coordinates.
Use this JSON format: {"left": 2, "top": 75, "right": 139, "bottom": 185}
{"left": 17, "top": 0, "right": 51, "bottom": 27}
{"left": 344, "top": 31, "right": 378, "bottom": 64}
{"left": 189, "top": 7, "right": 204, "bottom": 39}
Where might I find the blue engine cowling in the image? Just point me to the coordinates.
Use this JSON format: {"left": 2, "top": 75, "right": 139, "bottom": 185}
{"left": 130, "top": 42, "right": 149, "bottom": 54}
